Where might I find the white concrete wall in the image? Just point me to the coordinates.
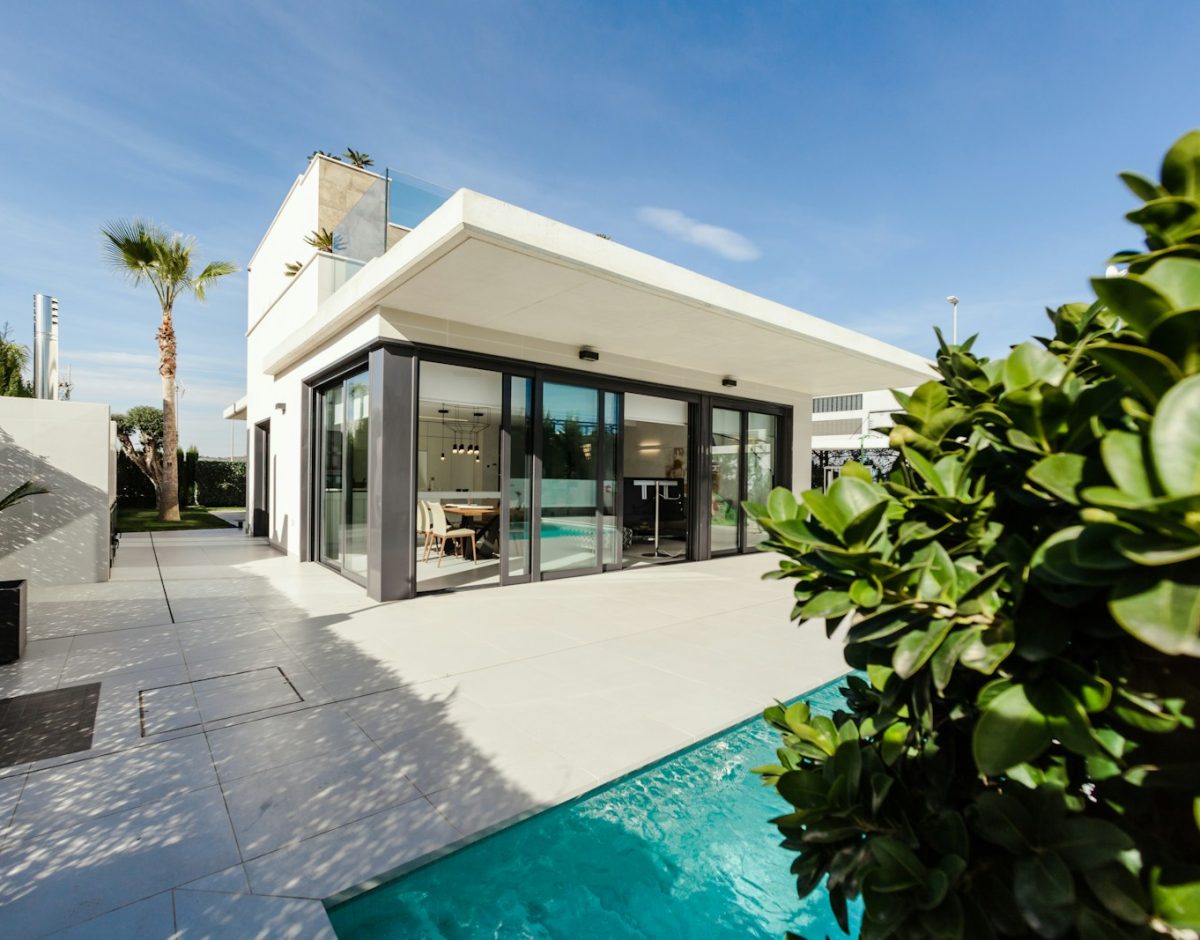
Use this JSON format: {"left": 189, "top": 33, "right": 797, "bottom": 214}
{"left": 0, "top": 399, "right": 113, "bottom": 585}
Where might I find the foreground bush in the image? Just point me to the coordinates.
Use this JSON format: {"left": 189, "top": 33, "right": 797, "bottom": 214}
{"left": 749, "top": 132, "right": 1200, "bottom": 939}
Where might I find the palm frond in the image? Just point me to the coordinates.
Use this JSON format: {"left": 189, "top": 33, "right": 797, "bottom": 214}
{"left": 343, "top": 148, "right": 374, "bottom": 168}
{"left": 304, "top": 228, "right": 343, "bottom": 253}
{"left": 100, "top": 218, "right": 164, "bottom": 285}
{"left": 192, "top": 259, "right": 238, "bottom": 300}
{"left": 284, "top": 260, "right": 303, "bottom": 277}
{"left": 0, "top": 480, "right": 49, "bottom": 514}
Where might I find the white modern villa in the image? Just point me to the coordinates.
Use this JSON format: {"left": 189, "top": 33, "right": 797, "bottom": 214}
{"left": 227, "top": 156, "right": 931, "bottom": 601}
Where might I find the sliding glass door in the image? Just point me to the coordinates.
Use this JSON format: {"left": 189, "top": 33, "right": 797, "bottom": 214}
{"left": 539, "top": 381, "right": 607, "bottom": 577}
{"left": 709, "top": 406, "right": 778, "bottom": 553}
{"left": 317, "top": 368, "right": 370, "bottom": 581}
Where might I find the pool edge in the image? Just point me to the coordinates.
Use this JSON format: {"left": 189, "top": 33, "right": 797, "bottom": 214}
{"left": 321, "top": 669, "right": 853, "bottom": 912}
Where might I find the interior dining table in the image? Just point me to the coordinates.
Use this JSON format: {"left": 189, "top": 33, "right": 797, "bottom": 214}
{"left": 444, "top": 503, "right": 500, "bottom": 532}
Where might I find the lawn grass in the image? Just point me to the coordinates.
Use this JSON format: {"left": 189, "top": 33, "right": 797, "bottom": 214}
{"left": 117, "top": 507, "right": 236, "bottom": 533}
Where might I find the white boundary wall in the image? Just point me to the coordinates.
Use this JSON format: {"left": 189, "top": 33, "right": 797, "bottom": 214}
{"left": 0, "top": 399, "right": 114, "bottom": 585}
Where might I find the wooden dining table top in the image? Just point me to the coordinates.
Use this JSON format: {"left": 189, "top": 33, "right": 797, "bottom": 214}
{"left": 444, "top": 504, "right": 500, "bottom": 518}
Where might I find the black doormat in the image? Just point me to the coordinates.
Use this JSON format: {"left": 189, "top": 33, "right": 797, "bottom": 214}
{"left": 0, "top": 683, "right": 102, "bottom": 768}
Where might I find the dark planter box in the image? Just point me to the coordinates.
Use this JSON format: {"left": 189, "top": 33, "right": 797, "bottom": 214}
{"left": 0, "top": 579, "right": 27, "bottom": 665}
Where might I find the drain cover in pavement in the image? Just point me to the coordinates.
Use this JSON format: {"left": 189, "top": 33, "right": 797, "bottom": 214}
{"left": 139, "top": 666, "right": 303, "bottom": 736}
{"left": 0, "top": 683, "right": 102, "bottom": 767}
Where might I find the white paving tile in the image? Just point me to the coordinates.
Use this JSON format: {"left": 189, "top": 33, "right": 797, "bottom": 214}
{"left": 173, "top": 889, "right": 336, "bottom": 939}
{"left": 179, "top": 862, "right": 251, "bottom": 894}
{"left": 206, "top": 703, "right": 371, "bottom": 782}
{"left": 8, "top": 734, "right": 217, "bottom": 843}
{"left": 221, "top": 741, "right": 423, "bottom": 859}
{"left": 243, "top": 797, "right": 460, "bottom": 899}
{"left": 46, "top": 890, "right": 175, "bottom": 939}
{"left": 0, "top": 785, "right": 240, "bottom": 937}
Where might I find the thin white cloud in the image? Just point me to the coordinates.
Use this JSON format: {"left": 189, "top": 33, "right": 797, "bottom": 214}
{"left": 636, "top": 206, "right": 761, "bottom": 261}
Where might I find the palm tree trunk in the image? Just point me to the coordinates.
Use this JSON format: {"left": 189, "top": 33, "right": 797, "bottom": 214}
{"left": 158, "top": 305, "right": 181, "bottom": 522}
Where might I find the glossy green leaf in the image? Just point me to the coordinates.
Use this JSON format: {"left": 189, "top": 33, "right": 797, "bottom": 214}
{"left": 1091, "top": 273, "right": 1175, "bottom": 335}
{"left": 971, "top": 791, "right": 1033, "bottom": 852}
{"left": 1014, "top": 851, "right": 1075, "bottom": 936}
{"left": 1150, "top": 866, "right": 1200, "bottom": 929}
{"left": 1109, "top": 565, "right": 1200, "bottom": 656}
{"left": 1046, "top": 817, "right": 1134, "bottom": 871}
{"left": 972, "top": 683, "right": 1051, "bottom": 775}
{"left": 1147, "top": 307, "right": 1200, "bottom": 374}
{"left": 799, "top": 590, "right": 853, "bottom": 621}
{"left": 1150, "top": 373, "right": 1200, "bottom": 496}
{"left": 767, "top": 486, "right": 798, "bottom": 522}
{"left": 1100, "top": 430, "right": 1156, "bottom": 499}
{"left": 893, "top": 619, "right": 953, "bottom": 680}
{"left": 1119, "top": 170, "right": 1163, "bottom": 202}
{"left": 1084, "top": 864, "right": 1150, "bottom": 924}
{"left": 1088, "top": 342, "right": 1181, "bottom": 404}
{"left": 1161, "top": 129, "right": 1200, "bottom": 199}
{"left": 1027, "top": 453, "right": 1086, "bottom": 504}
{"left": 1116, "top": 532, "right": 1200, "bottom": 566}
{"left": 1139, "top": 257, "right": 1200, "bottom": 309}
{"left": 849, "top": 577, "right": 882, "bottom": 607}
{"left": 839, "top": 460, "right": 872, "bottom": 482}
{"left": 1003, "top": 341, "right": 1067, "bottom": 391}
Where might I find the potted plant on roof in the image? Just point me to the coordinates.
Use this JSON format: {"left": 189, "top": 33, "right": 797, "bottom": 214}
{"left": 0, "top": 480, "right": 49, "bottom": 664}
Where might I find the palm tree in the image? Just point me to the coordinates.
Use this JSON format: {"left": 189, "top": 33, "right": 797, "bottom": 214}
{"left": 101, "top": 220, "right": 236, "bottom": 522}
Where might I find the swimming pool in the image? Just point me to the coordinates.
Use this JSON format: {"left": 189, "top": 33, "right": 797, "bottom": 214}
{"left": 326, "top": 676, "right": 861, "bottom": 938}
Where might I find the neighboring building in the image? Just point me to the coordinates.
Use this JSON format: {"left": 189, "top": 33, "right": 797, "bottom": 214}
{"left": 226, "top": 155, "right": 931, "bottom": 601}
{"left": 811, "top": 388, "right": 907, "bottom": 488}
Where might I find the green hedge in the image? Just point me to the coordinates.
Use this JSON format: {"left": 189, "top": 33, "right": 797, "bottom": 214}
{"left": 116, "top": 453, "right": 245, "bottom": 509}
{"left": 194, "top": 458, "right": 245, "bottom": 508}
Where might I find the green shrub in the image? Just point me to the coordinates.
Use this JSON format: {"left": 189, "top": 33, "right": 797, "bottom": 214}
{"left": 194, "top": 458, "right": 245, "bottom": 507}
{"left": 749, "top": 132, "right": 1200, "bottom": 939}
{"left": 115, "top": 450, "right": 158, "bottom": 508}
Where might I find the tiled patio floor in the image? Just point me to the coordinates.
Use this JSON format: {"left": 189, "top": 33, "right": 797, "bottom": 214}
{"left": 0, "top": 529, "right": 848, "bottom": 938}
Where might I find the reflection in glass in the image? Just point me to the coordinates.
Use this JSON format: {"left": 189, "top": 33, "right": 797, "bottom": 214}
{"left": 320, "top": 383, "right": 344, "bottom": 565}
{"left": 746, "top": 413, "right": 778, "bottom": 546}
{"left": 710, "top": 408, "right": 742, "bottom": 553}
{"left": 602, "top": 392, "right": 620, "bottom": 567}
{"left": 343, "top": 374, "right": 370, "bottom": 576}
{"left": 505, "top": 377, "right": 532, "bottom": 581}
{"left": 540, "top": 382, "right": 600, "bottom": 574}
{"left": 622, "top": 393, "right": 689, "bottom": 566}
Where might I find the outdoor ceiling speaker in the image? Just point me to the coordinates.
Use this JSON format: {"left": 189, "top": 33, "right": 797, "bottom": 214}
{"left": 722, "top": 377, "right": 737, "bottom": 388}
{"left": 579, "top": 347, "right": 599, "bottom": 362}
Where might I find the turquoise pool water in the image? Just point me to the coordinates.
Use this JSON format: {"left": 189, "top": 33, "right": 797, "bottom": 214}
{"left": 327, "top": 677, "right": 861, "bottom": 939}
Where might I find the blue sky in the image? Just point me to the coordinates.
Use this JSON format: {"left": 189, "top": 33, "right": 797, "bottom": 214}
{"left": 1, "top": 1, "right": 1198, "bottom": 455}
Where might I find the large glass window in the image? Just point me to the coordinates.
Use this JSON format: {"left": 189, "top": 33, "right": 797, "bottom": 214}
{"left": 416, "top": 362, "right": 503, "bottom": 592}
{"left": 710, "top": 408, "right": 742, "bottom": 553}
{"left": 746, "top": 413, "right": 778, "bottom": 546}
{"left": 505, "top": 376, "right": 532, "bottom": 582}
{"left": 317, "top": 369, "right": 369, "bottom": 579}
{"left": 623, "top": 393, "right": 690, "bottom": 566}
{"left": 709, "top": 407, "right": 780, "bottom": 553}
{"left": 539, "top": 382, "right": 602, "bottom": 575}
{"left": 344, "top": 373, "right": 370, "bottom": 577}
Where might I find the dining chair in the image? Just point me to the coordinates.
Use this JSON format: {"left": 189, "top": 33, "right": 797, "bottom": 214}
{"left": 428, "top": 501, "right": 476, "bottom": 566}
{"left": 417, "top": 500, "right": 431, "bottom": 560}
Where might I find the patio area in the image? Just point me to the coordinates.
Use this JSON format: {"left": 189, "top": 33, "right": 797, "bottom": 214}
{"left": 0, "top": 529, "right": 847, "bottom": 938}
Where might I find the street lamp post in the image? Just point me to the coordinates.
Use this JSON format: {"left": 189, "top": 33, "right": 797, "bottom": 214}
{"left": 946, "top": 295, "right": 960, "bottom": 344}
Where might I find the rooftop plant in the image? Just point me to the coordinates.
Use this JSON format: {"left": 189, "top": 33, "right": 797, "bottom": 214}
{"left": 749, "top": 131, "right": 1200, "bottom": 939}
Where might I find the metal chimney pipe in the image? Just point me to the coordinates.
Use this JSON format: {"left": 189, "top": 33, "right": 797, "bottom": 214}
{"left": 48, "top": 298, "right": 59, "bottom": 400}
{"left": 32, "top": 294, "right": 56, "bottom": 400}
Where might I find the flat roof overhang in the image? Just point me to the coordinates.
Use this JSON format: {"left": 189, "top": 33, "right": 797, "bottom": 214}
{"left": 223, "top": 396, "right": 247, "bottom": 421}
{"left": 263, "top": 190, "right": 934, "bottom": 394}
